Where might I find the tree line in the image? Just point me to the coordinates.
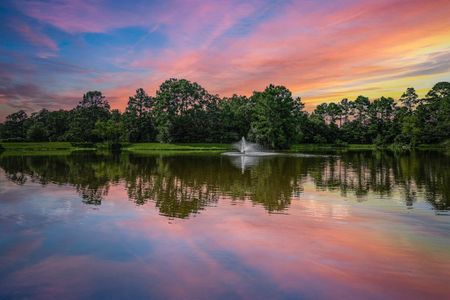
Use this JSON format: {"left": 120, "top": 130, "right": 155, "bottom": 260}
{"left": 0, "top": 79, "right": 449, "bottom": 149}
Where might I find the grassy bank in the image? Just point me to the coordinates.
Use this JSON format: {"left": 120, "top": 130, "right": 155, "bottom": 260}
{"left": 124, "top": 143, "right": 232, "bottom": 152}
{"left": 1, "top": 142, "right": 447, "bottom": 154}
{"left": 0, "top": 142, "right": 233, "bottom": 153}
{"left": 417, "top": 142, "right": 450, "bottom": 150}
{"left": 290, "top": 144, "right": 376, "bottom": 152}
{"left": 0, "top": 142, "right": 76, "bottom": 151}
{"left": 291, "top": 143, "right": 449, "bottom": 152}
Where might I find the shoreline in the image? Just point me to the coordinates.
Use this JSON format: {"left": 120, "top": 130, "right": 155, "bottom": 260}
{"left": 1, "top": 142, "right": 448, "bottom": 153}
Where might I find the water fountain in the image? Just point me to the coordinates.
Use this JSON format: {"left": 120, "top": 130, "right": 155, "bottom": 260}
{"left": 234, "top": 137, "right": 260, "bottom": 154}
{"left": 222, "top": 137, "right": 337, "bottom": 172}
{"left": 240, "top": 136, "right": 246, "bottom": 153}
{"left": 223, "top": 137, "right": 274, "bottom": 157}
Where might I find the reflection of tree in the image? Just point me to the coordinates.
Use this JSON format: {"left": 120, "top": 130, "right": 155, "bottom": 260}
{"left": 0, "top": 155, "right": 28, "bottom": 185}
{"left": 125, "top": 156, "right": 220, "bottom": 218}
{"left": 79, "top": 187, "right": 106, "bottom": 205}
{"left": 153, "top": 175, "right": 218, "bottom": 219}
{"left": 0, "top": 150, "right": 448, "bottom": 218}
{"left": 307, "top": 151, "right": 449, "bottom": 209}
{"left": 247, "top": 157, "right": 303, "bottom": 212}
{"left": 0, "top": 152, "right": 118, "bottom": 204}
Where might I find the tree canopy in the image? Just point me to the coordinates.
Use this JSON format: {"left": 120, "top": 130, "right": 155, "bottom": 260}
{"left": 1, "top": 80, "right": 449, "bottom": 149}
{"left": 249, "top": 84, "right": 303, "bottom": 149}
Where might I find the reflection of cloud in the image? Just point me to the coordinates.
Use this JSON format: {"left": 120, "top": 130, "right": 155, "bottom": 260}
{"left": 301, "top": 199, "right": 350, "bottom": 221}
{"left": 114, "top": 195, "right": 450, "bottom": 299}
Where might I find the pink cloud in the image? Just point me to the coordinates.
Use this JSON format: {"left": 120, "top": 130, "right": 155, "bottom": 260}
{"left": 11, "top": 21, "right": 58, "bottom": 55}
{"left": 7, "top": 0, "right": 450, "bottom": 114}
{"left": 14, "top": 0, "right": 260, "bottom": 37}
{"left": 14, "top": 0, "right": 140, "bottom": 33}
{"left": 117, "top": 0, "right": 450, "bottom": 110}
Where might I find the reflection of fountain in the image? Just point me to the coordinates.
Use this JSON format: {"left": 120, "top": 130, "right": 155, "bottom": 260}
{"left": 230, "top": 155, "right": 261, "bottom": 173}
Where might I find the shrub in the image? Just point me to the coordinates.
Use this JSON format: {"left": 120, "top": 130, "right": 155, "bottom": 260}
{"left": 71, "top": 142, "right": 96, "bottom": 148}
{"left": 1, "top": 137, "right": 25, "bottom": 142}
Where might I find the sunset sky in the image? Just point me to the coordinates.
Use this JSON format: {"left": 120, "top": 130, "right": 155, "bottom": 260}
{"left": 1, "top": 0, "right": 450, "bottom": 120}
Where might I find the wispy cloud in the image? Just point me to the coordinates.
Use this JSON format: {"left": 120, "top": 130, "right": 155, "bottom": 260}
{"left": 10, "top": 20, "right": 58, "bottom": 57}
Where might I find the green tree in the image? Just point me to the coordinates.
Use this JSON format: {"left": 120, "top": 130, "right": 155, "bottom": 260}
{"left": 426, "top": 82, "right": 450, "bottom": 100}
{"left": 26, "top": 122, "right": 48, "bottom": 141}
{"left": 65, "top": 91, "right": 111, "bottom": 142}
{"left": 368, "top": 97, "right": 398, "bottom": 145}
{"left": 415, "top": 82, "right": 450, "bottom": 143}
{"left": 353, "top": 96, "right": 370, "bottom": 122}
{"left": 249, "top": 84, "right": 303, "bottom": 149}
{"left": 327, "top": 102, "right": 342, "bottom": 125}
{"left": 400, "top": 87, "right": 419, "bottom": 111}
{"left": 123, "top": 88, "right": 155, "bottom": 142}
{"left": 46, "top": 110, "right": 70, "bottom": 141}
{"left": 217, "top": 95, "right": 253, "bottom": 142}
{"left": 2, "top": 110, "right": 28, "bottom": 140}
{"left": 153, "top": 78, "right": 218, "bottom": 143}
{"left": 93, "top": 119, "right": 124, "bottom": 144}
{"left": 339, "top": 98, "right": 352, "bottom": 125}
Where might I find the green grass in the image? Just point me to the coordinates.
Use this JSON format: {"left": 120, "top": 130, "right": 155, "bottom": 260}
{"left": 417, "top": 142, "right": 450, "bottom": 150}
{"left": 290, "top": 144, "right": 376, "bottom": 151}
{"left": 0, "top": 142, "right": 232, "bottom": 152}
{"left": 0, "top": 142, "right": 75, "bottom": 151}
{"left": 291, "top": 143, "right": 450, "bottom": 152}
{"left": 2, "top": 141, "right": 446, "bottom": 154}
{"left": 124, "top": 143, "right": 233, "bottom": 152}
{"left": 0, "top": 150, "right": 73, "bottom": 157}
{"left": 129, "top": 150, "right": 226, "bottom": 156}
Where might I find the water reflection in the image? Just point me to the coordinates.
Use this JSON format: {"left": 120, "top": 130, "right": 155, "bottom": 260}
{"left": 0, "top": 150, "right": 448, "bottom": 218}
{"left": 229, "top": 155, "right": 262, "bottom": 173}
{"left": 1, "top": 151, "right": 450, "bottom": 299}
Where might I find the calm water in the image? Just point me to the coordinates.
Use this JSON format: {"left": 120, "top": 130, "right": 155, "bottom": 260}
{"left": 0, "top": 150, "right": 449, "bottom": 299}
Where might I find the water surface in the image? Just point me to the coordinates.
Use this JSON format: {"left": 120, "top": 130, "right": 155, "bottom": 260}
{"left": 0, "top": 150, "right": 449, "bottom": 299}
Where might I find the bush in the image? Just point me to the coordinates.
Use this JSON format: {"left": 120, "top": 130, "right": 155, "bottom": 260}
{"left": 1, "top": 137, "right": 25, "bottom": 142}
{"left": 313, "top": 135, "right": 327, "bottom": 144}
{"left": 441, "top": 139, "right": 450, "bottom": 148}
{"left": 26, "top": 123, "right": 49, "bottom": 142}
{"left": 96, "top": 142, "right": 122, "bottom": 150}
{"left": 110, "top": 143, "right": 122, "bottom": 151}
{"left": 71, "top": 142, "right": 96, "bottom": 148}
{"left": 334, "top": 139, "right": 348, "bottom": 147}
{"left": 388, "top": 142, "right": 412, "bottom": 152}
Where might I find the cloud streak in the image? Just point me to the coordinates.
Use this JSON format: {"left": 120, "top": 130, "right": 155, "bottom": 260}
{"left": 11, "top": 21, "right": 58, "bottom": 53}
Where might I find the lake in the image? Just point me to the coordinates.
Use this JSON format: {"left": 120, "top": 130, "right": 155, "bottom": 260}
{"left": 0, "top": 150, "right": 449, "bottom": 299}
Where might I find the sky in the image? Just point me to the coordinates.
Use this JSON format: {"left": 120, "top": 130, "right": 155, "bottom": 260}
{"left": 1, "top": 0, "right": 450, "bottom": 120}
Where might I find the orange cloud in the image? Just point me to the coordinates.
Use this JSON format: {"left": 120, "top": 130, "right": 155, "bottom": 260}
{"left": 108, "top": 0, "right": 450, "bottom": 111}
